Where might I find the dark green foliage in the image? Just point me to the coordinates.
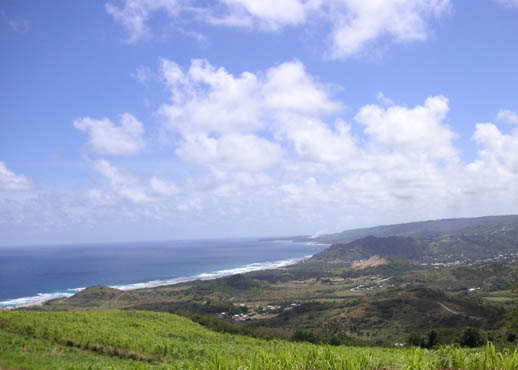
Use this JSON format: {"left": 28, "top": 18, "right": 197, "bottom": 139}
{"left": 407, "top": 332, "right": 426, "bottom": 347}
{"left": 292, "top": 330, "right": 318, "bottom": 344}
{"left": 313, "top": 236, "right": 422, "bottom": 262}
{"left": 188, "top": 314, "right": 287, "bottom": 340}
{"left": 460, "top": 327, "right": 486, "bottom": 348}
{"left": 222, "top": 274, "right": 258, "bottom": 289}
{"left": 406, "top": 330, "right": 439, "bottom": 349}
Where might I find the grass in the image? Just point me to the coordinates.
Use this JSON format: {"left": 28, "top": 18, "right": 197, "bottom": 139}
{"left": 1, "top": 310, "right": 517, "bottom": 369}
{"left": 483, "top": 296, "right": 513, "bottom": 302}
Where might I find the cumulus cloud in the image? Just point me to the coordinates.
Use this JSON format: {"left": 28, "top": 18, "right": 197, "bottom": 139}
{"left": 469, "top": 123, "right": 518, "bottom": 174}
{"left": 275, "top": 115, "right": 356, "bottom": 165}
{"left": 496, "top": 109, "right": 518, "bottom": 124}
{"left": 106, "top": 0, "right": 450, "bottom": 59}
{"left": 155, "top": 58, "right": 473, "bottom": 218}
{"left": 55, "top": 61, "right": 518, "bottom": 237}
{"left": 158, "top": 58, "right": 463, "bottom": 181}
{"left": 74, "top": 113, "right": 146, "bottom": 156}
{"left": 355, "top": 95, "right": 457, "bottom": 160}
{"left": 0, "top": 161, "right": 32, "bottom": 191}
{"left": 159, "top": 58, "right": 344, "bottom": 171}
{"left": 6, "top": 57, "right": 518, "bottom": 242}
{"left": 159, "top": 58, "right": 341, "bottom": 130}
{"left": 324, "top": 0, "right": 451, "bottom": 59}
{"left": 177, "top": 134, "right": 283, "bottom": 172}
{"left": 209, "top": 0, "right": 310, "bottom": 30}
{"left": 159, "top": 58, "right": 264, "bottom": 135}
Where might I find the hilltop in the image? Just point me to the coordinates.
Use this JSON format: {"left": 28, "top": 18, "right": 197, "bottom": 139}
{"left": 308, "top": 214, "right": 518, "bottom": 245}
{"left": 311, "top": 236, "right": 422, "bottom": 262}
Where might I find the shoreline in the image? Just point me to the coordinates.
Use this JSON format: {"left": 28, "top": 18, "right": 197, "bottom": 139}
{"left": 2, "top": 254, "right": 313, "bottom": 310}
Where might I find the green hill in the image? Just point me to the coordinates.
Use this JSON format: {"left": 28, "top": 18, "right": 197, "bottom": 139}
{"left": 312, "top": 214, "right": 518, "bottom": 245}
{"left": 1, "top": 310, "right": 518, "bottom": 369}
{"left": 311, "top": 236, "right": 423, "bottom": 262}
{"left": 308, "top": 215, "right": 518, "bottom": 262}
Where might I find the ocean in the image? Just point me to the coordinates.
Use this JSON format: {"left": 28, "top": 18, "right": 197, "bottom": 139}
{"left": 0, "top": 238, "right": 327, "bottom": 309}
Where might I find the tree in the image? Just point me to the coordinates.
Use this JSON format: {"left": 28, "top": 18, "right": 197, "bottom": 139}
{"left": 459, "top": 327, "right": 485, "bottom": 348}
{"left": 407, "top": 332, "right": 425, "bottom": 347}
{"left": 426, "top": 330, "right": 438, "bottom": 348}
{"left": 292, "top": 330, "right": 318, "bottom": 344}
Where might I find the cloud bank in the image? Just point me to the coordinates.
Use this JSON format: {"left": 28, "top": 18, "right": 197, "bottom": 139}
{"left": 105, "top": 0, "right": 451, "bottom": 59}
{"left": 4, "top": 58, "right": 517, "bottom": 242}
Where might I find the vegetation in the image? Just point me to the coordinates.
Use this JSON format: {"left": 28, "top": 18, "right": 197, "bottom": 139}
{"left": 10, "top": 215, "right": 518, "bottom": 367}
{"left": 2, "top": 310, "right": 518, "bottom": 369}
{"left": 310, "top": 215, "right": 518, "bottom": 246}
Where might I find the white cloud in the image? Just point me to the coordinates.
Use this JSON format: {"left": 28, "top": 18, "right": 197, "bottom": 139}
{"left": 74, "top": 113, "right": 146, "bottom": 156}
{"left": 159, "top": 58, "right": 341, "bottom": 134}
{"left": 261, "top": 60, "right": 342, "bottom": 114}
{"left": 496, "top": 109, "right": 518, "bottom": 124}
{"left": 106, "top": 0, "right": 450, "bottom": 59}
{"left": 0, "top": 161, "right": 32, "bottom": 191}
{"left": 6, "top": 54, "right": 518, "bottom": 243}
{"left": 149, "top": 177, "right": 181, "bottom": 196}
{"left": 159, "top": 58, "right": 348, "bottom": 170}
{"left": 464, "top": 123, "right": 518, "bottom": 204}
{"left": 211, "top": 0, "right": 309, "bottom": 30}
{"left": 275, "top": 114, "right": 356, "bottom": 165}
{"left": 60, "top": 60, "right": 518, "bottom": 240}
{"left": 156, "top": 58, "right": 472, "bottom": 221}
{"left": 87, "top": 189, "right": 115, "bottom": 206}
{"left": 377, "top": 91, "right": 394, "bottom": 106}
{"left": 160, "top": 58, "right": 263, "bottom": 135}
{"left": 177, "top": 133, "right": 283, "bottom": 172}
{"left": 325, "top": 0, "right": 451, "bottom": 59}
{"left": 105, "top": 0, "right": 185, "bottom": 42}
{"left": 469, "top": 123, "right": 518, "bottom": 174}
{"left": 93, "top": 159, "right": 154, "bottom": 203}
{"left": 355, "top": 95, "right": 457, "bottom": 160}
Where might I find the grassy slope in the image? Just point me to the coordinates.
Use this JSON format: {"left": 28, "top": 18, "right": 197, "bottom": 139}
{"left": 1, "top": 310, "right": 518, "bottom": 370}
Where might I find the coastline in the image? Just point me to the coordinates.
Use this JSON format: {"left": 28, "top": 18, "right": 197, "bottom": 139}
{"left": 1, "top": 253, "right": 314, "bottom": 310}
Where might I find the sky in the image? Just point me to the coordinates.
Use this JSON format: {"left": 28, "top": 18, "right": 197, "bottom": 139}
{"left": 1, "top": 0, "right": 518, "bottom": 246}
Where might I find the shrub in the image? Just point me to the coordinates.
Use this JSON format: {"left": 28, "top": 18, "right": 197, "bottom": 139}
{"left": 292, "top": 330, "right": 318, "bottom": 344}
{"left": 459, "top": 327, "right": 486, "bottom": 348}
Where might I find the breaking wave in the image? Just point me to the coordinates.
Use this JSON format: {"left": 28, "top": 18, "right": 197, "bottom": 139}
{"left": 0, "top": 255, "right": 312, "bottom": 309}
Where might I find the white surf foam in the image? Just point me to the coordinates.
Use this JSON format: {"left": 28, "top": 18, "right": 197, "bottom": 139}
{"left": 1, "top": 255, "right": 313, "bottom": 309}
{"left": 0, "top": 287, "right": 86, "bottom": 309}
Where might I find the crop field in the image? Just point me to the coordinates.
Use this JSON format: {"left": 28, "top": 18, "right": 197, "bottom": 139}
{"left": 1, "top": 310, "right": 518, "bottom": 369}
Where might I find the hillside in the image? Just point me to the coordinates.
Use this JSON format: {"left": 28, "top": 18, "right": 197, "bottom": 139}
{"left": 311, "top": 215, "right": 518, "bottom": 245}
{"left": 1, "top": 310, "right": 518, "bottom": 369}
{"left": 311, "top": 236, "right": 423, "bottom": 262}
{"left": 19, "top": 215, "right": 518, "bottom": 348}
{"left": 308, "top": 216, "right": 518, "bottom": 263}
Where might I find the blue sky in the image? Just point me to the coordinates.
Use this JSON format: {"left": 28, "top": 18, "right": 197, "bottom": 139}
{"left": 1, "top": 0, "right": 518, "bottom": 246}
